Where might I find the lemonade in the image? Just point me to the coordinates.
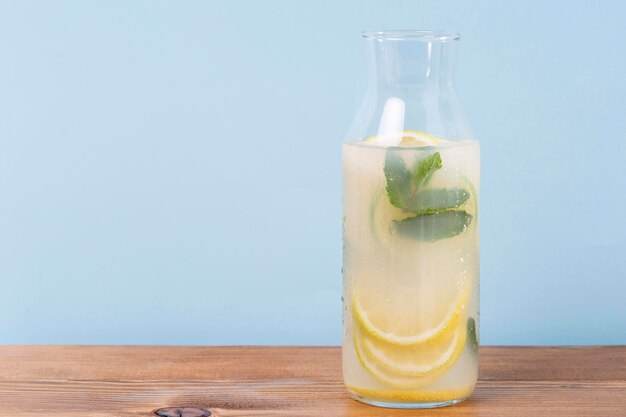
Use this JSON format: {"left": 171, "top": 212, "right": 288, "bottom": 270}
{"left": 342, "top": 134, "right": 480, "bottom": 408}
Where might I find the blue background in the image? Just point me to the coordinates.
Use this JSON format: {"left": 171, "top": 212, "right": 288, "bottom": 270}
{"left": 1, "top": 0, "right": 625, "bottom": 345}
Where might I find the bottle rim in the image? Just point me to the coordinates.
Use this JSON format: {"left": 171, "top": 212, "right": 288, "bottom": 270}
{"left": 362, "top": 30, "right": 460, "bottom": 42}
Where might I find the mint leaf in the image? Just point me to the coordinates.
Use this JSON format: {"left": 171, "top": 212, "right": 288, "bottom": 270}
{"left": 394, "top": 210, "right": 472, "bottom": 241}
{"left": 466, "top": 317, "right": 479, "bottom": 353}
{"left": 384, "top": 151, "right": 412, "bottom": 209}
{"left": 412, "top": 152, "right": 442, "bottom": 187}
{"left": 407, "top": 188, "right": 470, "bottom": 212}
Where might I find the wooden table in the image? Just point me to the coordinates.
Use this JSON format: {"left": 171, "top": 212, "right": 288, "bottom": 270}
{"left": 0, "top": 346, "right": 624, "bottom": 416}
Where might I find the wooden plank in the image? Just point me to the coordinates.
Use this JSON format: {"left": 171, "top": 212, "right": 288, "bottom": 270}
{"left": 0, "top": 346, "right": 624, "bottom": 416}
{"left": 0, "top": 346, "right": 340, "bottom": 381}
{"left": 1, "top": 379, "right": 626, "bottom": 417}
{"left": 3, "top": 345, "right": 626, "bottom": 382}
{"left": 479, "top": 346, "right": 626, "bottom": 381}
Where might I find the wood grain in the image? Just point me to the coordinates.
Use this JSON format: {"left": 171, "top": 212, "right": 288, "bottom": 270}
{"left": 0, "top": 346, "right": 624, "bottom": 416}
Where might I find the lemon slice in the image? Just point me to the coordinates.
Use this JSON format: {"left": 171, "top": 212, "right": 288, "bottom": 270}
{"left": 369, "top": 189, "right": 408, "bottom": 247}
{"left": 400, "top": 130, "right": 441, "bottom": 146}
{"left": 360, "top": 322, "right": 467, "bottom": 377}
{"left": 352, "top": 287, "right": 468, "bottom": 346}
{"left": 353, "top": 323, "right": 466, "bottom": 389}
{"left": 364, "top": 130, "right": 441, "bottom": 147}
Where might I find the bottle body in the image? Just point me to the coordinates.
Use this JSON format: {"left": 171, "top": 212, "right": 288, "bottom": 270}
{"left": 342, "top": 31, "right": 479, "bottom": 408}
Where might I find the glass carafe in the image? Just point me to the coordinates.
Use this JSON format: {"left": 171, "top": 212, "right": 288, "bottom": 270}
{"left": 342, "top": 31, "right": 479, "bottom": 409}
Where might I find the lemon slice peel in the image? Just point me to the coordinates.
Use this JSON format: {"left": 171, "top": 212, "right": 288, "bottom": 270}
{"left": 352, "top": 287, "right": 469, "bottom": 347}
{"left": 360, "top": 323, "right": 467, "bottom": 377}
{"left": 353, "top": 324, "right": 466, "bottom": 389}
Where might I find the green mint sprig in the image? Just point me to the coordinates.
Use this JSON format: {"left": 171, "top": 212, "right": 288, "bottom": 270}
{"left": 466, "top": 317, "right": 479, "bottom": 353}
{"left": 383, "top": 150, "right": 472, "bottom": 241}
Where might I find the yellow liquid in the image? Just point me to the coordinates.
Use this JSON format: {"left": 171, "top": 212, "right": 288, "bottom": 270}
{"left": 342, "top": 140, "right": 480, "bottom": 407}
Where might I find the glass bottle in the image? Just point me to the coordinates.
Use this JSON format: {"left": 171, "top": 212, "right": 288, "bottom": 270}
{"left": 342, "top": 31, "right": 479, "bottom": 408}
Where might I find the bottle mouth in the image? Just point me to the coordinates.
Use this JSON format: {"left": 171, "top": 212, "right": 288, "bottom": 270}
{"left": 362, "top": 30, "right": 460, "bottom": 42}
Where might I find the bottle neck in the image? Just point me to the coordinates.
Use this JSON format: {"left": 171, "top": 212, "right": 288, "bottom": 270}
{"left": 345, "top": 32, "right": 471, "bottom": 142}
{"left": 367, "top": 39, "right": 456, "bottom": 92}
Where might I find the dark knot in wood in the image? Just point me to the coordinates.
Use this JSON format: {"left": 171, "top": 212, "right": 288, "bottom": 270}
{"left": 154, "top": 407, "right": 211, "bottom": 417}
